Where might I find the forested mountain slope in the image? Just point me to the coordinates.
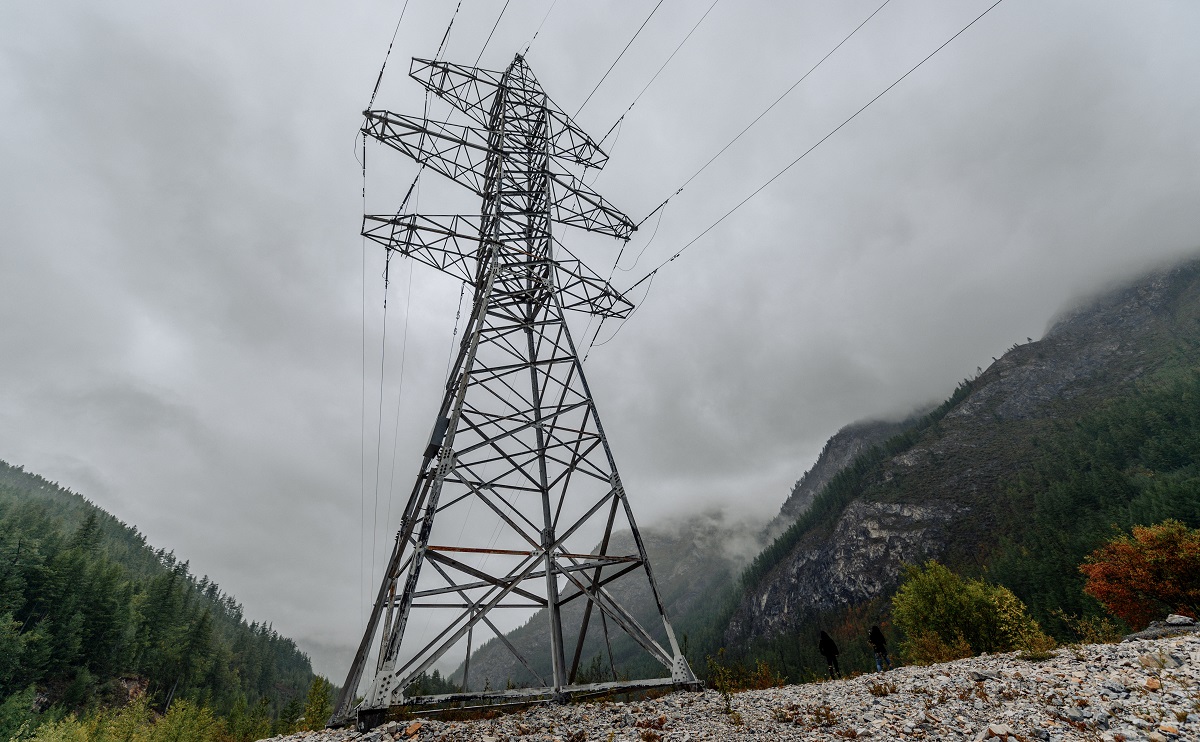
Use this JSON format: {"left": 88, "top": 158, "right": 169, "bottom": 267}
{"left": 718, "top": 257, "right": 1200, "bottom": 676}
{"left": 0, "top": 462, "right": 316, "bottom": 721}
{"left": 762, "top": 415, "right": 925, "bottom": 544}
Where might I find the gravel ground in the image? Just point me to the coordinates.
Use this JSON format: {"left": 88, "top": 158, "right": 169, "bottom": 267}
{"left": 262, "top": 633, "right": 1199, "bottom": 742}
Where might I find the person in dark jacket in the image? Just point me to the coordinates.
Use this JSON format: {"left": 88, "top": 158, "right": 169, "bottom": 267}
{"left": 818, "top": 631, "right": 840, "bottom": 679}
{"left": 868, "top": 625, "right": 893, "bottom": 672}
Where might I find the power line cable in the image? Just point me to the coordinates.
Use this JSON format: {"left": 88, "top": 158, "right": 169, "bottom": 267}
{"left": 523, "top": 0, "right": 559, "bottom": 55}
{"left": 369, "top": 253, "right": 394, "bottom": 589}
{"left": 636, "top": 0, "right": 893, "bottom": 228}
{"left": 359, "top": 144, "right": 368, "bottom": 626}
{"left": 596, "top": 0, "right": 722, "bottom": 147}
{"left": 383, "top": 259, "right": 414, "bottom": 539}
{"left": 367, "top": 0, "right": 414, "bottom": 111}
{"left": 619, "top": 0, "right": 1007, "bottom": 323}
{"left": 436, "top": 0, "right": 465, "bottom": 63}
{"left": 574, "top": 0, "right": 666, "bottom": 118}
{"left": 617, "top": 202, "right": 666, "bottom": 273}
{"left": 475, "top": 0, "right": 512, "bottom": 67}
{"left": 587, "top": 272, "right": 658, "bottom": 354}
{"left": 583, "top": 207, "right": 665, "bottom": 360}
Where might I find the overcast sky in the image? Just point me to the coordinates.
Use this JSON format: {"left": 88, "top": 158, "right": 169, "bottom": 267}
{"left": 3, "top": 0, "right": 1199, "bottom": 681}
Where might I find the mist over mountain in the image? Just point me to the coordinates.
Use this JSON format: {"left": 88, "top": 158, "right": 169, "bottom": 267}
{"left": 462, "top": 253, "right": 1200, "bottom": 686}
{"left": 718, "top": 254, "right": 1200, "bottom": 674}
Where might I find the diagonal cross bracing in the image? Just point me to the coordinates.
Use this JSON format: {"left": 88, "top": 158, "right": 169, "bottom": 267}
{"left": 333, "top": 54, "right": 696, "bottom": 729}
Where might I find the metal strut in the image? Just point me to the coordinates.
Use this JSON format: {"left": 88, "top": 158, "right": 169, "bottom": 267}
{"left": 332, "top": 54, "right": 696, "bottom": 730}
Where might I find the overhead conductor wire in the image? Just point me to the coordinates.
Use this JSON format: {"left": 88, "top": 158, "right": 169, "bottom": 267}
{"left": 370, "top": 253, "right": 394, "bottom": 589}
{"left": 359, "top": 0, "right": 460, "bottom": 603}
{"left": 586, "top": 0, "right": 886, "bottom": 356}
{"left": 523, "top": 0, "right": 559, "bottom": 55}
{"left": 475, "top": 0, "right": 512, "bottom": 67}
{"left": 596, "top": 0, "right": 723, "bottom": 148}
{"left": 583, "top": 1, "right": 720, "bottom": 352}
{"left": 574, "top": 0, "right": 666, "bottom": 118}
{"left": 621, "top": 0, "right": 1008, "bottom": 312}
{"left": 585, "top": 0, "right": 889, "bottom": 359}
{"left": 636, "top": 0, "right": 893, "bottom": 229}
{"left": 360, "top": 0, "right": 415, "bottom": 611}
{"left": 368, "top": 0, "right": 413, "bottom": 111}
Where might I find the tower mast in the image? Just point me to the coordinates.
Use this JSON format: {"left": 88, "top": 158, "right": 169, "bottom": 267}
{"left": 333, "top": 55, "right": 696, "bottom": 730}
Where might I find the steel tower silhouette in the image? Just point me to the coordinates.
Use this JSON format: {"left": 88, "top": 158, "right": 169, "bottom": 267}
{"left": 332, "top": 54, "right": 696, "bottom": 729}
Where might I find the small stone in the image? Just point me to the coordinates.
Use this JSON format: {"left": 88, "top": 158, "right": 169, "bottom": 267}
{"left": 403, "top": 721, "right": 422, "bottom": 737}
{"left": 1158, "top": 723, "right": 1179, "bottom": 734}
{"left": 1165, "top": 613, "right": 1195, "bottom": 626}
{"left": 1144, "top": 676, "right": 1161, "bottom": 691}
{"left": 1137, "top": 648, "right": 1185, "bottom": 667}
{"left": 1146, "top": 733, "right": 1167, "bottom": 742}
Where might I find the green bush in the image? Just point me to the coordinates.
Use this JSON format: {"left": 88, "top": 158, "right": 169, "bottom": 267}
{"left": 20, "top": 697, "right": 225, "bottom": 742}
{"left": 25, "top": 717, "right": 89, "bottom": 742}
{"left": 892, "top": 561, "right": 1053, "bottom": 665}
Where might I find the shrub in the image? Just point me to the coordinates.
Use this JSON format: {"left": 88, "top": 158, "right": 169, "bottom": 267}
{"left": 892, "top": 561, "right": 1052, "bottom": 664}
{"left": 150, "top": 700, "right": 223, "bottom": 742}
{"left": 25, "top": 717, "right": 89, "bottom": 742}
{"left": 1049, "top": 610, "right": 1125, "bottom": 644}
{"left": 23, "top": 697, "right": 225, "bottom": 742}
{"left": 1079, "top": 520, "right": 1200, "bottom": 630}
{"left": 898, "top": 629, "right": 972, "bottom": 666}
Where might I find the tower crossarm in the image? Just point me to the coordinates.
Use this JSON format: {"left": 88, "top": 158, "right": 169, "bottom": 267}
{"left": 362, "top": 213, "right": 635, "bottom": 318}
{"left": 551, "top": 254, "right": 634, "bottom": 319}
{"left": 361, "top": 213, "right": 481, "bottom": 284}
{"left": 364, "top": 110, "right": 634, "bottom": 240}
{"left": 409, "top": 57, "right": 504, "bottom": 128}
{"left": 548, "top": 170, "right": 637, "bottom": 240}
{"left": 363, "top": 110, "right": 492, "bottom": 195}
{"left": 410, "top": 56, "right": 610, "bottom": 169}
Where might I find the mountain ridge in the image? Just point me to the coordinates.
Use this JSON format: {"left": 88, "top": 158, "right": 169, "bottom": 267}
{"left": 721, "top": 255, "right": 1200, "bottom": 668}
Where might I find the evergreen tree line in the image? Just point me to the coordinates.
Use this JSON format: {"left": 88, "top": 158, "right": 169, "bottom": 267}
{"left": 988, "top": 369, "right": 1200, "bottom": 635}
{"left": 0, "top": 463, "right": 320, "bottom": 737}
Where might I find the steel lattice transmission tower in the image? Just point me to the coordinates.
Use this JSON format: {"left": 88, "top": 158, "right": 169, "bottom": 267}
{"left": 332, "top": 55, "right": 697, "bottom": 729}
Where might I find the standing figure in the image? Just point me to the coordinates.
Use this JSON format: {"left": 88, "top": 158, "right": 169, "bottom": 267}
{"left": 868, "top": 625, "right": 893, "bottom": 672}
{"left": 818, "top": 631, "right": 840, "bottom": 679}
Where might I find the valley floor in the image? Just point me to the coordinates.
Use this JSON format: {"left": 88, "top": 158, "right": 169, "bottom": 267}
{"left": 263, "top": 633, "right": 1199, "bottom": 742}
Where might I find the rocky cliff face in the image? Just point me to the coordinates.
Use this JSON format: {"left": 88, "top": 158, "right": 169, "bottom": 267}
{"left": 725, "top": 258, "right": 1200, "bottom": 647}
{"left": 730, "top": 500, "right": 966, "bottom": 641}
{"left": 762, "top": 417, "right": 923, "bottom": 544}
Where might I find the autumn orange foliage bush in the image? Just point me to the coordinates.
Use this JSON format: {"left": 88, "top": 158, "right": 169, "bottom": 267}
{"left": 1079, "top": 520, "right": 1200, "bottom": 630}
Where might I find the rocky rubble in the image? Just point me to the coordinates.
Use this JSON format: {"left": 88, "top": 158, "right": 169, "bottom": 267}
{"left": 262, "top": 634, "right": 1199, "bottom": 742}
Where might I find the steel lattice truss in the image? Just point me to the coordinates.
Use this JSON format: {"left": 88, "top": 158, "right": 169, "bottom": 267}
{"left": 332, "top": 55, "right": 696, "bottom": 729}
